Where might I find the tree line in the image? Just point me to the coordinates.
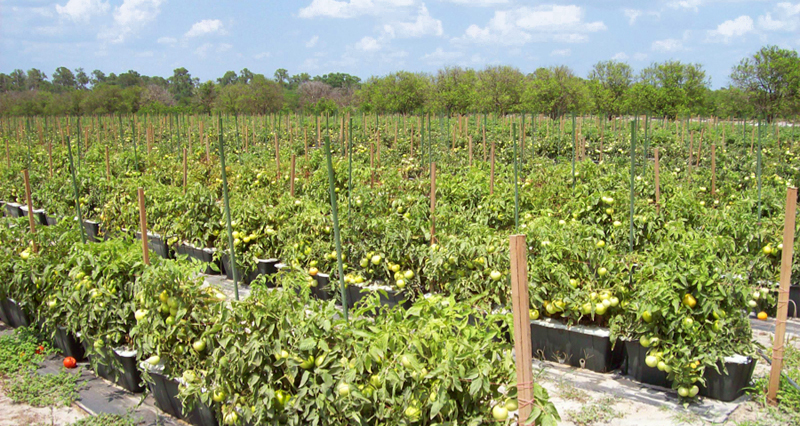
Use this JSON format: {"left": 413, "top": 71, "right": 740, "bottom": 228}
{"left": 0, "top": 45, "right": 797, "bottom": 122}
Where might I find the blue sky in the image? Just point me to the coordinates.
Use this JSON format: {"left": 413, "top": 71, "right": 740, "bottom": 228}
{"left": 1, "top": 0, "right": 799, "bottom": 88}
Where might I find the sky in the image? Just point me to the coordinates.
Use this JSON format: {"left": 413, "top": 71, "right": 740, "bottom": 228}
{"left": 1, "top": 0, "right": 799, "bottom": 89}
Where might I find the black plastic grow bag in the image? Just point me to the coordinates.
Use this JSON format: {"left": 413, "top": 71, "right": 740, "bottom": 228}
{"left": 0, "top": 298, "right": 12, "bottom": 325}
{"left": 147, "top": 369, "right": 218, "bottom": 426}
{"left": 220, "top": 253, "right": 252, "bottom": 284}
{"left": 789, "top": 285, "right": 800, "bottom": 318}
{"left": 19, "top": 206, "right": 48, "bottom": 226}
{"left": 312, "top": 273, "right": 335, "bottom": 301}
{"left": 53, "top": 326, "right": 86, "bottom": 361}
{"left": 530, "top": 319, "right": 623, "bottom": 373}
{"left": 45, "top": 214, "right": 58, "bottom": 226}
{"left": 5, "top": 203, "right": 22, "bottom": 218}
{"left": 699, "top": 356, "right": 755, "bottom": 402}
{"left": 346, "top": 284, "right": 411, "bottom": 311}
{"left": 89, "top": 348, "right": 145, "bottom": 393}
{"left": 622, "top": 340, "right": 670, "bottom": 388}
{"left": 83, "top": 220, "right": 102, "bottom": 242}
{"left": 4, "top": 299, "right": 31, "bottom": 328}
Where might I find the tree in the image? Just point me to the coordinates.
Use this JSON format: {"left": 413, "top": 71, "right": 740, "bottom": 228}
{"left": 239, "top": 68, "right": 254, "bottom": 85}
{"left": 75, "top": 68, "right": 90, "bottom": 89}
{"left": 731, "top": 45, "right": 800, "bottom": 122}
{"left": 91, "top": 70, "right": 107, "bottom": 86}
{"left": 168, "top": 68, "right": 196, "bottom": 104}
{"left": 631, "top": 61, "right": 709, "bottom": 119}
{"left": 117, "top": 70, "right": 143, "bottom": 88}
{"left": 298, "top": 81, "right": 333, "bottom": 111}
{"left": 431, "top": 66, "right": 476, "bottom": 114}
{"left": 290, "top": 73, "right": 311, "bottom": 89}
{"left": 217, "top": 71, "right": 238, "bottom": 86}
{"left": 474, "top": 66, "right": 524, "bottom": 114}
{"left": 274, "top": 68, "right": 289, "bottom": 86}
{"left": 314, "top": 72, "right": 360, "bottom": 89}
{"left": 197, "top": 81, "right": 216, "bottom": 115}
{"left": 52, "top": 67, "right": 76, "bottom": 90}
{"left": 26, "top": 69, "right": 48, "bottom": 91}
{"left": 524, "top": 66, "right": 589, "bottom": 119}
{"left": 359, "top": 71, "right": 429, "bottom": 114}
{"left": 587, "top": 60, "right": 632, "bottom": 118}
{"left": 10, "top": 69, "right": 26, "bottom": 91}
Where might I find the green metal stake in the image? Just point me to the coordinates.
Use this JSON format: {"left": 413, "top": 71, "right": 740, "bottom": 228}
{"left": 323, "top": 132, "right": 348, "bottom": 321}
{"left": 644, "top": 115, "right": 649, "bottom": 160}
{"left": 757, "top": 119, "right": 763, "bottom": 227}
{"left": 532, "top": 113, "right": 536, "bottom": 162}
{"left": 513, "top": 123, "right": 520, "bottom": 232}
{"left": 572, "top": 113, "right": 576, "bottom": 190}
{"left": 348, "top": 117, "right": 353, "bottom": 228}
{"left": 428, "top": 114, "right": 432, "bottom": 167}
{"left": 131, "top": 118, "right": 139, "bottom": 173}
{"left": 66, "top": 137, "right": 87, "bottom": 244}
{"left": 630, "top": 120, "right": 636, "bottom": 254}
{"left": 217, "top": 115, "right": 239, "bottom": 301}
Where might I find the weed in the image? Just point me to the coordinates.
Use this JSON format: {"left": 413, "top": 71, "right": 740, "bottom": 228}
{"left": 2, "top": 368, "right": 82, "bottom": 407}
{"left": 69, "top": 413, "right": 139, "bottom": 426}
{"left": 566, "top": 396, "right": 621, "bottom": 426}
{"left": 556, "top": 378, "right": 590, "bottom": 402}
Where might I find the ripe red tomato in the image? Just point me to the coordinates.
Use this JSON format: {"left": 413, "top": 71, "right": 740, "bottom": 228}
{"left": 35, "top": 345, "right": 45, "bottom": 355}
{"left": 63, "top": 357, "right": 77, "bottom": 369}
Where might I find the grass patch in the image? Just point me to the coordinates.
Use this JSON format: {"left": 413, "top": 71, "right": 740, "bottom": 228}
{"left": 2, "top": 368, "right": 82, "bottom": 407}
{"left": 556, "top": 379, "right": 590, "bottom": 402}
{"left": 69, "top": 413, "right": 139, "bottom": 426}
{"left": 566, "top": 396, "right": 621, "bottom": 426}
{"left": 0, "top": 326, "right": 53, "bottom": 375}
{"left": 747, "top": 338, "right": 800, "bottom": 425}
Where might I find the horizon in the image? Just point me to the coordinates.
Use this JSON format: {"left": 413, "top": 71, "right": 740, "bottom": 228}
{"left": 2, "top": 1, "right": 799, "bottom": 89}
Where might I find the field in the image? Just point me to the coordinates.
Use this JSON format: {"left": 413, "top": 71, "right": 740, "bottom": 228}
{"left": 0, "top": 113, "right": 798, "bottom": 425}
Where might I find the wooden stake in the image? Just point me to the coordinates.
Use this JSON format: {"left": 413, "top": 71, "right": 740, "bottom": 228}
{"left": 688, "top": 133, "right": 694, "bottom": 183}
{"left": 138, "top": 187, "right": 150, "bottom": 265}
{"left": 201, "top": 120, "right": 208, "bottom": 163}
{"left": 711, "top": 144, "right": 716, "bottom": 196}
{"left": 370, "top": 143, "right": 375, "bottom": 188}
{"left": 767, "top": 187, "right": 798, "bottom": 405}
{"left": 182, "top": 148, "right": 188, "bottom": 192}
{"left": 105, "top": 146, "right": 110, "bottom": 181}
{"left": 48, "top": 139, "right": 53, "bottom": 178}
{"left": 468, "top": 135, "right": 473, "bottom": 166}
{"left": 290, "top": 154, "right": 296, "bottom": 197}
{"left": 430, "top": 162, "right": 436, "bottom": 245}
{"left": 509, "top": 234, "right": 533, "bottom": 423}
{"left": 490, "top": 139, "right": 496, "bottom": 195}
{"left": 22, "top": 170, "right": 37, "bottom": 252}
{"left": 482, "top": 124, "right": 487, "bottom": 162}
{"left": 275, "top": 133, "right": 281, "bottom": 180}
{"left": 654, "top": 148, "right": 661, "bottom": 214}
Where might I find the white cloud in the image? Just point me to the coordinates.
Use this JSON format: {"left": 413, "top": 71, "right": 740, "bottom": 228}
{"left": 306, "top": 35, "right": 320, "bottom": 47}
{"left": 612, "top": 52, "right": 629, "bottom": 60}
{"left": 633, "top": 52, "right": 648, "bottom": 61}
{"left": 136, "top": 50, "right": 154, "bottom": 57}
{"left": 455, "top": 5, "right": 605, "bottom": 46}
{"left": 355, "top": 36, "right": 382, "bottom": 51}
{"left": 758, "top": 2, "right": 800, "bottom": 32}
{"left": 707, "top": 15, "right": 753, "bottom": 42}
{"left": 100, "top": 0, "right": 164, "bottom": 43}
{"left": 195, "top": 42, "right": 232, "bottom": 58}
{"left": 55, "top": 0, "right": 110, "bottom": 22}
{"left": 157, "top": 36, "right": 177, "bottom": 44}
{"left": 651, "top": 38, "right": 684, "bottom": 52}
{"left": 298, "top": 0, "right": 414, "bottom": 19}
{"left": 254, "top": 52, "right": 272, "bottom": 59}
{"left": 440, "top": 0, "right": 509, "bottom": 4}
{"left": 550, "top": 48, "right": 571, "bottom": 57}
{"left": 383, "top": 4, "right": 443, "bottom": 38}
{"left": 185, "top": 19, "right": 226, "bottom": 38}
{"left": 668, "top": 0, "right": 703, "bottom": 11}
{"left": 623, "top": 9, "right": 641, "bottom": 25}
{"left": 421, "top": 47, "right": 463, "bottom": 63}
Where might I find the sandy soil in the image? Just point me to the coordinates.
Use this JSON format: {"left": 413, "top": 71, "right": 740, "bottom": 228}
{"left": 0, "top": 392, "right": 86, "bottom": 426}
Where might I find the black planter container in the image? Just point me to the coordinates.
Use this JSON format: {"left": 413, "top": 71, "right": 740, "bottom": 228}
{"left": 45, "top": 214, "right": 58, "bottom": 226}
{"left": 789, "top": 285, "right": 800, "bottom": 318}
{"left": 622, "top": 340, "right": 670, "bottom": 388}
{"left": 5, "top": 299, "right": 31, "bottom": 328}
{"left": 83, "top": 220, "right": 102, "bottom": 242}
{"left": 147, "top": 369, "right": 184, "bottom": 418}
{"left": 0, "top": 201, "right": 5, "bottom": 217}
{"left": 699, "top": 356, "right": 756, "bottom": 402}
{"left": 90, "top": 348, "right": 145, "bottom": 393}
{"left": 346, "top": 284, "right": 411, "bottom": 311}
{"left": 53, "top": 326, "right": 86, "bottom": 361}
{"left": 19, "top": 206, "right": 48, "bottom": 226}
{"left": 530, "top": 318, "right": 623, "bottom": 373}
{"left": 312, "top": 273, "right": 335, "bottom": 301}
{"left": 135, "top": 232, "right": 174, "bottom": 259}
{"left": 220, "top": 253, "right": 252, "bottom": 285}
{"left": 5, "top": 203, "right": 22, "bottom": 218}
{"left": 146, "top": 368, "right": 218, "bottom": 426}
{"left": 0, "top": 298, "right": 12, "bottom": 325}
